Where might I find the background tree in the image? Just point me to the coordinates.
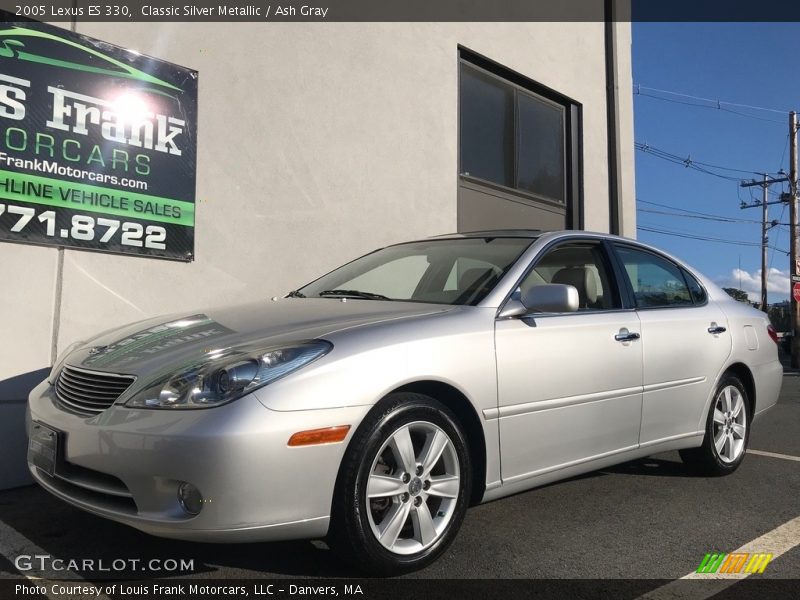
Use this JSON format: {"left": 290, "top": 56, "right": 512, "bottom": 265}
{"left": 768, "top": 304, "right": 791, "bottom": 332}
{"left": 722, "top": 287, "right": 750, "bottom": 303}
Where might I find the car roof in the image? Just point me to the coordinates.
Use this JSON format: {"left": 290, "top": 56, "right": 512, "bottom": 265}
{"left": 427, "top": 229, "right": 544, "bottom": 239}
{"left": 372, "top": 229, "right": 730, "bottom": 306}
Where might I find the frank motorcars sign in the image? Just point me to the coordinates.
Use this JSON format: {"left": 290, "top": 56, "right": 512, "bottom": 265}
{"left": 0, "top": 19, "right": 198, "bottom": 260}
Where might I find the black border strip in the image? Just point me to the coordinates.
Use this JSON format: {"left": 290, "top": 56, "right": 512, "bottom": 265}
{"left": 5, "top": 1, "right": 800, "bottom": 23}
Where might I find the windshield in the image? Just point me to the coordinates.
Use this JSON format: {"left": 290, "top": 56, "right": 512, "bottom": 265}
{"left": 297, "top": 237, "right": 535, "bottom": 305}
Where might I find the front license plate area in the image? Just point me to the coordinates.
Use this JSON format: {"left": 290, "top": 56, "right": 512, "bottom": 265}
{"left": 28, "top": 422, "right": 62, "bottom": 477}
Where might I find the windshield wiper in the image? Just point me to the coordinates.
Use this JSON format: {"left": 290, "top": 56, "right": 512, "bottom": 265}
{"left": 318, "top": 289, "right": 392, "bottom": 301}
{"left": 286, "top": 290, "right": 306, "bottom": 298}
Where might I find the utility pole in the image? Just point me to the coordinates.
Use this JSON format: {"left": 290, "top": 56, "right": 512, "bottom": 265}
{"left": 790, "top": 111, "right": 799, "bottom": 368}
{"left": 740, "top": 173, "right": 789, "bottom": 312}
{"left": 761, "top": 174, "right": 768, "bottom": 312}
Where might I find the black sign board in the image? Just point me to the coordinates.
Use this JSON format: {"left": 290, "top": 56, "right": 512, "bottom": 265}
{"left": 0, "top": 17, "right": 197, "bottom": 260}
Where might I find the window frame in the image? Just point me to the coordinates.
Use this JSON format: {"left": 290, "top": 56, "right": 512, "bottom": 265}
{"left": 681, "top": 267, "right": 709, "bottom": 307}
{"left": 497, "top": 237, "right": 628, "bottom": 317}
{"left": 458, "top": 47, "right": 583, "bottom": 229}
{"left": 609, "top": 243, "right": 709, "bottom": 311}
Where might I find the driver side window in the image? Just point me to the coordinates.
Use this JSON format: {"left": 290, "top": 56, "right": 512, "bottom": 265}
{"left": 516, "top": 243, "right": 619, "bottom": 311}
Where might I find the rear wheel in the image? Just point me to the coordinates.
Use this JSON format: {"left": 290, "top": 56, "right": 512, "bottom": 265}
{"left": 680, "top": 375, "right": 750, "bottom": 475}
{"left": 329, "top": 393, "right": 471, "bottom": 574}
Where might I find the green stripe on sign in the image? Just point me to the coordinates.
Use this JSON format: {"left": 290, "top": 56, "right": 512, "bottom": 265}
{"left": 0, "top": 169, "right": 194, "bottom": 226}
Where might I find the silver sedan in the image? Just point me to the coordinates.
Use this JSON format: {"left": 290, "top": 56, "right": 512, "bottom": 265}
{"left": 27, "top": 230, "right": 783, "bottom": 574}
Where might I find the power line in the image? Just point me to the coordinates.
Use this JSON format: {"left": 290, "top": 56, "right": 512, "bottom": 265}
{"left": 767, "top": 132, "right": 791, "bottom": 278}
{"left": 779, "top": 133, "right": 790, "bottom": 171}
{"left": 638, "top": 198, "right": 752, "bottom": 220}
{"left": 637, "top": 225, "right": 789, "bottom": 254}
{"left": 768, "top": 186, "right": 785, "bottom": 197}
{"left": 638, "top": 198, "right": 791, "bottom": 226}
{"left": 635, "top": 92, "right": 787, "bottom": 125}
{"left": 638, "top": 207, "right": 762, "bottom": 224}
{"left": 769, "top": 203, "right": 789, "bottom": 273}
{"left": 640, "top": 207, "right": 790, "bottom": 227}
{"left": 635, "top": 142, "right": 781, "bottom": 182}
{"left": 634, "top": 85, "right": 791, "bottom": 114}
{"left": 638, "top": 221, "right": 780, "bottom": 247}
{"left": 633, "top": 85, "right": 789, "bottom": 124}
{"left": 639, "top": 219, "right": 749, "bottom": 238}
{"left": 651, "top": 150, "right": 770, "bottom": 175}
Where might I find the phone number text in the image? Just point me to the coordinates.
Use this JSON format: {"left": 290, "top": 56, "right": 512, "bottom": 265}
{"left": 0, "top": 202, "right": 166, "bottom": 249}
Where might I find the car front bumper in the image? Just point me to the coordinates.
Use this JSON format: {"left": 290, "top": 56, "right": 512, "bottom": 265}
{"left": 26, "top": 379, "right": 370, "bottom": 542}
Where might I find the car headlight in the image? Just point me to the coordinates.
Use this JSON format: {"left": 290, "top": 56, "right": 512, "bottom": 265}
{"left": 48, "top": 341, "right": 86, "bottom": 384}
{"left": 125, "top": 340, "right": 332, "bottom": 409}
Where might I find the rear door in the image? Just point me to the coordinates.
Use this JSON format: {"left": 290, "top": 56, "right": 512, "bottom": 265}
{"left": 611, "top": 244, "right": 732, "bottom": 445}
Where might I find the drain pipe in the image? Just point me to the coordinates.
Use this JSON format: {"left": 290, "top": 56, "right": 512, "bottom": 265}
{"left": 604, "top": 0, "right": 622, "bottom": 236}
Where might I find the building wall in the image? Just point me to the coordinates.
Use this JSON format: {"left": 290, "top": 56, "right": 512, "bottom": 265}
{"left": 614, "top": 21, "right": 637, "bottom": 237}
{"left": 0, "top": 21, "right": 634, "bottom": 488}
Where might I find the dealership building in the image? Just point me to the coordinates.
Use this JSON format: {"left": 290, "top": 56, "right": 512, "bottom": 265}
{"left": 0, "top": 19, "right": 635, "bottom": 488}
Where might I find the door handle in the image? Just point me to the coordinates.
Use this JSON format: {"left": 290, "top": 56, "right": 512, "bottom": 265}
{"left": 708, "top": 325, "right": 727, "bottom": 334}
{"left": 615, "top": 331, "right": 641, "bottom": 342}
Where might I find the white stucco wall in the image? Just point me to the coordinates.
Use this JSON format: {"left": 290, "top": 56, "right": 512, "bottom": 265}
{"left": 614, "top": 21, "right": 637, "bottom": 238}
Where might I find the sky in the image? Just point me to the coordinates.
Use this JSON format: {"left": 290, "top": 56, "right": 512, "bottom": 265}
{"left": 632, "top": 23, "right": 800, "bottom": 303}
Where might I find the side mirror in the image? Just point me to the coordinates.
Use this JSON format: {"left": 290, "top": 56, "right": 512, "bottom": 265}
{"left": 521, "top": 283, "right": 579, "bottom": 313}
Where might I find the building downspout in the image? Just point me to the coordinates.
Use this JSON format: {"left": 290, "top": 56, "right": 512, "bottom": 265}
{"left": 604, "top": 0, "right": 622, "bottom": 235}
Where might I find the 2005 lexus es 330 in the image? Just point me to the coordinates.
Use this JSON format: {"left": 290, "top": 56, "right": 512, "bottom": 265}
{"left": 27, "top": 230, "right": 782, "bottom": 573}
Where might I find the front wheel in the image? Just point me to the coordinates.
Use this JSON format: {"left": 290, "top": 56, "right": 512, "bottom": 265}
{"left": 329, "top": 393, "right": 471, "bottom": 575}
{"left": 680, "top": 375, "right": 750, "bottom": 475}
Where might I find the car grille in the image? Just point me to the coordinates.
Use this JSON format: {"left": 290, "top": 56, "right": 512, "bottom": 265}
{"left": 55, "top": 365, "right": 136, "bottom": 416}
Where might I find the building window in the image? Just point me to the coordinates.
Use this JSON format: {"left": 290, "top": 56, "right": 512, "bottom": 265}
{"left": 459, "top": 66, "right": 515, "bottom": 189}
{"left": 458, "top": 49, "right": 581, "bottom": 231}
{"left": 516, "top": 93, "right": 565, "bottom": 201}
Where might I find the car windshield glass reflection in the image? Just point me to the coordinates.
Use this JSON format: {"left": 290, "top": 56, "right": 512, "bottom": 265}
{"left": 298, "top": 237, "right": 534, "bottom": 305}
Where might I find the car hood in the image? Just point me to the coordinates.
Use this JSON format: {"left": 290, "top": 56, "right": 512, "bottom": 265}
{"left": 64, "top": 298, "right": 454, "bottom": 377}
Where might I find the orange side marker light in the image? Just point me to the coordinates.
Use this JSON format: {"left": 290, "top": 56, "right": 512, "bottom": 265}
{"left": 288, "top": 425, "right": 351, "bottom": 447}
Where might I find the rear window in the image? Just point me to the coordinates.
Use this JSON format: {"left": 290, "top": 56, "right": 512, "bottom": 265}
{"left": 682, "top": 269, "right": 708, "bottom": 305}
{"left": 615, "top": 245, "right": 693, "bottom": 308}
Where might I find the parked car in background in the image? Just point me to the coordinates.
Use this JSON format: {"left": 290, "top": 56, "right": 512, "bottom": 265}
{"left": 27, "top": 230, "right": 783, "bottom": 573}
{"left": 780, "top": 332, "right": 793, "bottom": 356}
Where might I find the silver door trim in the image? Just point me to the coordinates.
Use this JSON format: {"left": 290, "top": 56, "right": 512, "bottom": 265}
{"left": 483, "top": 385, "right": 642, "bottom": 420}
{"left": 642, "top": 376, "right": 706, "bottom": 393}
{"left": 502, "top": 443, "right": 640, "bottom": 485}
{"left": 638, "top": 430, "right": 705, "bottom": 449}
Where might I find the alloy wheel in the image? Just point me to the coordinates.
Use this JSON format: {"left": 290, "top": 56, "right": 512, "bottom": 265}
{"left": 712, "top": 385, "right": 747, "bottom": 464}
{"left": 365, "top": 421, "right": 460, "bottom": 555}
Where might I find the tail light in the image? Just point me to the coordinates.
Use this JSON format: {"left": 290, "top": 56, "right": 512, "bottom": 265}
{"left": 767, "top": 324, "right": 779, "bottom": 345}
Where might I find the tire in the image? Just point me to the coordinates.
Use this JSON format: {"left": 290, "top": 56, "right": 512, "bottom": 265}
{"left": 679, "top": 375, "right": 750, "bottom": 476}
{"left": 329, "top": 392, "right": 471, "bottom": 575}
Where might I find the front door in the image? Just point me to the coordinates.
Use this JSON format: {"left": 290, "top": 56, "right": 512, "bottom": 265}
{"left": 495, "top": 241, "right": 643, "bottom": 484}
